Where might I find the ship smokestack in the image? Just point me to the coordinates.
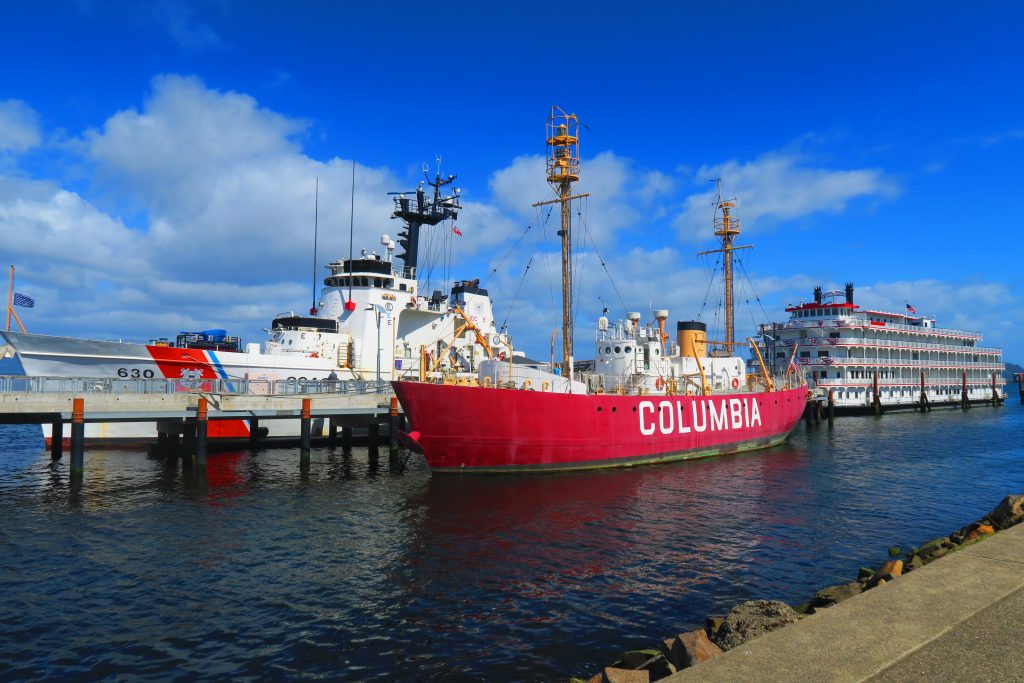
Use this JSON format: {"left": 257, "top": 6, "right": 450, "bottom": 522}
{"left": 845, "top": 282, "right": 854, "bottom": 305}
{"left": 814, "top": 286, "right": 823, "bottom": 304}
{"left": 677, "top": 321, "right": 707, "bottom": 359}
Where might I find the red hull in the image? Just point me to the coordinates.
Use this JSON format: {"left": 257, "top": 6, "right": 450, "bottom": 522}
{"left": 392, "top": 382, "right": 808, "bottom": 473}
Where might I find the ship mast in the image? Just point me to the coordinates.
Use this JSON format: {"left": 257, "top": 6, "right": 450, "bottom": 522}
{"left": 697, "top": 180, "right": 752, "bottom": 350}
{"left": 532, "top": 106, "right": 589, "bottom": 374}
{"left": 389, "top": 164, "right": 462, "bottom": 280}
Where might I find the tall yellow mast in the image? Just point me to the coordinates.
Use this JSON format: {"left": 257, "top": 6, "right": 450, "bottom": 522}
{"left": 532, "top": 106, "right": 589, "bottom": 374}
{"left": 698, "top": 180, "right": 752, "bottom": 350}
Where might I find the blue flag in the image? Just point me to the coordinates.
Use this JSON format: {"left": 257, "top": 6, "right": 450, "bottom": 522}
{"left": 12, "top": 292, "right": 34, "bottom": 308}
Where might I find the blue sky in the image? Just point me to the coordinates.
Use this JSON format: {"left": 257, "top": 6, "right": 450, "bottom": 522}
{"left": 1, "top": 1, "right": 1022, "bottom": 361}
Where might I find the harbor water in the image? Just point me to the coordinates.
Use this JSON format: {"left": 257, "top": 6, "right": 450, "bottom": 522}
{"left": 2, "top": 400, "right": 1023, "bottom": 681}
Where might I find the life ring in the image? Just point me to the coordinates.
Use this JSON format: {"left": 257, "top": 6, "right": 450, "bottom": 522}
{"left": 655, "top": 377, "right": 665, "bottom": 391}
{"left": 731, "top": 377, "right": 740, "bottom": 389}
{"left": 541, "top": 380, "right": 550, "bottom": 392}
{"left": 522, "top": 379, "right": 533, "bottom": 391}
{"left": 482, "top": 376, "right": 493, "bottom": 387}
{"left": 596, "top": 387, "right": 605, "bottom": 394}
{"left": 443, "top": 376, "right": 456, "bottom": 386}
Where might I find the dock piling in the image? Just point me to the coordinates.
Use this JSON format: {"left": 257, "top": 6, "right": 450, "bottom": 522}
{"left": 368, "top": 421, "right": 380, "bottom": 459}
{"left": 991, "top": 373, "right": 1002, "bottom": 406}
{"left": 327, "top": 417, "right": 337, "bottom": 448}
{"left": 389, "top": 398, "right": 399, "bottom": 452}
{"left": 827, "top": 389, "right": 834, "bottom": 428}
{"left": 300, "top": 398, "right": 312, "bottom": 459}
{"left": 248, "top": 418, "right": 260, "bottom": 450}
{"left": 961, "top": 371, "right": 970, "bottom": 410}
{"left": 51, "top": 417, "right": 63, "bottom": 460}
{"left": 341, "top": 425, "right": 353, "bottom": 454}
{"left": 195, "top": 397, "right": 208, "bottom": 467}
{"left": 872, "top": 370, "right": 882, "bottom": 416}
{"left": 70, "top": 398, "right": 84, "bottom": 477}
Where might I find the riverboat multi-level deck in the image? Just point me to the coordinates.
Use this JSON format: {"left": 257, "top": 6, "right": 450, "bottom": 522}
{"left": 757, "top": 285, "right": 1005, "bottom": 413}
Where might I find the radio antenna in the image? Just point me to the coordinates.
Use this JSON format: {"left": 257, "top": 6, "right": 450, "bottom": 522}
{"left": 311, "top": 176, "right": 319, "bottom": 315}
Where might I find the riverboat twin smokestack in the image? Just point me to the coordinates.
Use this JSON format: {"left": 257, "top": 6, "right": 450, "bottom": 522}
{"left": 812, "top": 283, "right": 855, "bottom": 305}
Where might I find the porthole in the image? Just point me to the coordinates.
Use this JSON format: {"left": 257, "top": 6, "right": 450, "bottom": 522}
{"left": 614, "top": 346, "right": 621, "bottom": 353}
{"left": 605, "top": 347, "right": 612, "bottom": 354}
{"left": 624, "top": 346, "right": 632, "bottom": 353}
{"left": 597, "top": 406, "right": 603, "bottom": 412}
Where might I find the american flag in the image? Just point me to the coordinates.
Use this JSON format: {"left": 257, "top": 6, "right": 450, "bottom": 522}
{"left": 452, "top": 225, "right": 463, "bottom": 237}
{"left": 12, "top": 292, "right": 33, "bottom": 308}
{"left": 906, "top": 303, "right": 916, "bottom": 314}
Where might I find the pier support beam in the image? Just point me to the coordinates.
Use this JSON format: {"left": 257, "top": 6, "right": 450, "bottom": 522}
{"left": 50, "top": 416, "right": 63, "bottom": 460}
{"left": 961, "top": 371, "right": 970, "bottom": 410}
{"left": 327, "top": 417, "right": 337, "bottom": 448}
{"left": 70, "top": 397, "right": 84, "bottom": 478}
{"left": 992, "top": 373, "right": 1002, "bottom": 407}
{"left": 341, "top": 425, "right": 353, "bottom": 454}
{"left": 195, "top": 397, "right": 208, "bottom": 467}
{"left": 827, "top": 389, "right": 834, "bottom": 428}
{"left": 300, "top": 398, "right": 312, "bottom": 462}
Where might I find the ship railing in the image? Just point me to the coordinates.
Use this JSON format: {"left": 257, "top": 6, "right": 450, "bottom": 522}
{"left": 0, "top": 375, "right": 394, "bottom": 397}
{"left": 774, "top": 337, "right": 999, "bottom": 353}
{"left": 815, "top": 378, "right": 1007, "bottom": 389}
{"left": 768, "top": 319, "right": 983, "bottom": 338}
{"left": 797, "top": 358, "right": 1004, "bottom": 369}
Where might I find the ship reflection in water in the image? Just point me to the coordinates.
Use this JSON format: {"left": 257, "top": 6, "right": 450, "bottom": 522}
{"left": 1, "top": 406, "right": 1024, "bottom": 681}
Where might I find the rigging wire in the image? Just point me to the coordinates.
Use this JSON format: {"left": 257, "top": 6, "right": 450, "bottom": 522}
{"left": 736, "top": 256, "right": 772, "bottom": 323}
{"left": 576, "top": 200, "right": 628, "bottom": 315}
{"left": 482, "top": 210, "right": 546, "bottom": 287}
{"left": 500, "top": 257, "right": 534, "bottom": 331}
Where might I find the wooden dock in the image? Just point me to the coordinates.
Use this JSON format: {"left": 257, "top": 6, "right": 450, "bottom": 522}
{"left": 0, "top": 375, "right": 405, "bottom": 481}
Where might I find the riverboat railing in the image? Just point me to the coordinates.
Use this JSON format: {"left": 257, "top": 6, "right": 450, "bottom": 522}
{"left": 795, "top": 358, "right": 1004, "bottom": 369}
{"left": 775, "top": 338, "right": 1000, "bottom": 354}
{"left": 763, "top": 319, "right": 983, "bottom": 339}
{"left": 0, "top": 375, "right": 393, "bottom": 397}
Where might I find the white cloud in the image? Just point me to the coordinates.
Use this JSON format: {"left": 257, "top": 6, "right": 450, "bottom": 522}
{"left": 0, "top": 100, "right": 41, "bottom": 153}
{"left": 673, "top": 153, "right": 901, "bottom": 242}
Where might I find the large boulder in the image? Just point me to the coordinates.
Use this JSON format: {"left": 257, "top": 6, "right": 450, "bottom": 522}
{"left": 679, "top": 629, "right": 723, "bottom": 667}
{"left": 710, "top": 600, "right": 801, "bottom": 651}
{"left": 811, "top": 582, "right": 863, "bottom": 607}
{"left": 985, "top": 494, "right": 1024, "bottom": 530}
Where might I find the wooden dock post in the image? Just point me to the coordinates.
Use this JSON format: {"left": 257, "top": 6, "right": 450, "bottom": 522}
{"left": 802, "top": 400, "right": 813, "bottom": 427}
{"left": 961, "top": 371, "right": 970, "bottom": 409}
{"left": 827, "top": 389, "right": 834, "bottom": 428}
{"left": 195, "top": 397, "right": 208, "bottom": 467}
{"left": 70, "top": 397, "right": 84, "bottom": 477}
{"left": 51, "top": 416, "right": 63, "bottom": 460}
{"left": 389, "top": 397, "right": 399, "bottom": 452}
{"left": 300, "top": 398, "right": 312, "bottom": 456}
{"left": 368, "top": 421, "right": 380, "bottom": 459}
{"left": 992, "top": 373, "right": 1002, "bottom": 406}
{"left": 341, "top": 425, "right": 353, "bottom": 454}
{"left": 919, "top": 370, "right": 930, "bottom": 412}
{"left": 873, "top": 370, "right": 882, "bottom": 416}
{"left": 182, "top": 419, "right": 197, "bottom": 458}
{"left": 327, "top": 417, "right": 337, "bottom": 448}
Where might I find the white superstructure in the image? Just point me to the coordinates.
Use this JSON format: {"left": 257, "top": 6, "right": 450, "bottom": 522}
{"left": 758, "top": 284, "right": 1005, "bottom": 411}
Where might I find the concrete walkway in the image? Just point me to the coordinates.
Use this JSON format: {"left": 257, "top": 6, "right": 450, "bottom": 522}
{"left": 667, "top": 522, "right": 1024, "bottom": 682}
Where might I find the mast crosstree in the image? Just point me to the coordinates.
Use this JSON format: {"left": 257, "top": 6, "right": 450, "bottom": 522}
{"left": 532, "top": 106, "right": 589, "bottom": 375}
{"left": 698, "top": 179, "right": 752, "bottom": 351}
